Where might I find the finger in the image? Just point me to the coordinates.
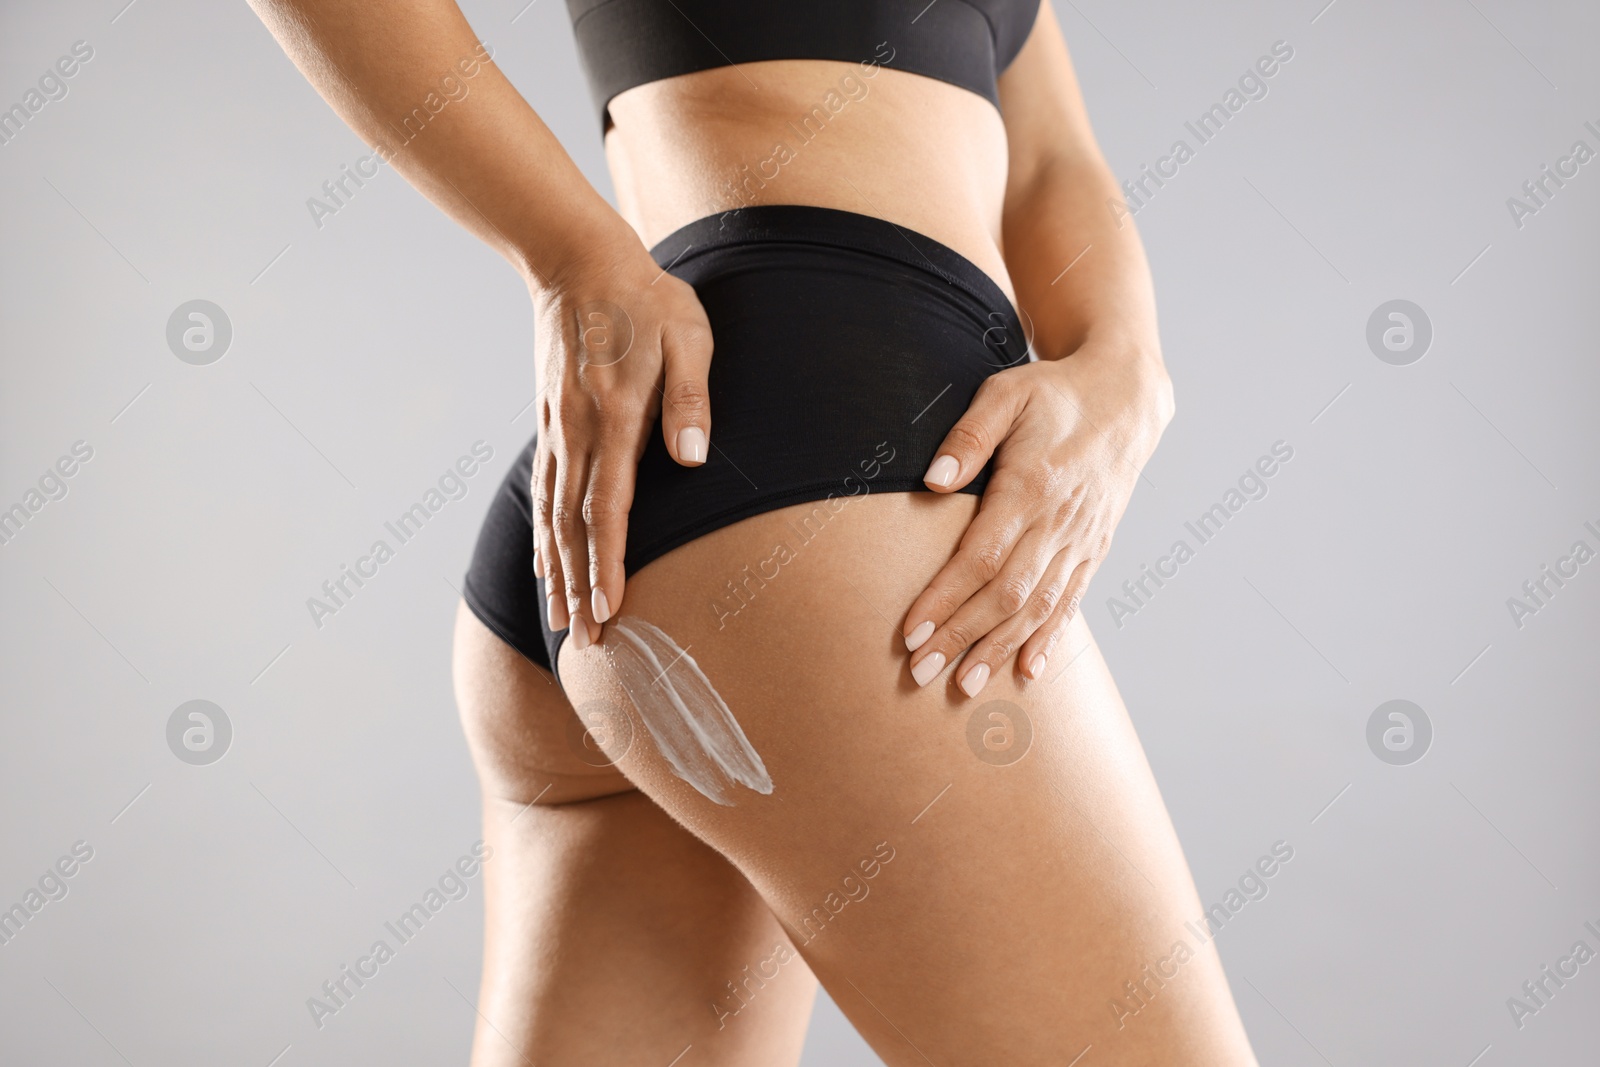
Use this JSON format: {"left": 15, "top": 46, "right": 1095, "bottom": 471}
{"left": 551, "top": 440, "right": 595, "bottom": 647}
{"left": 921, "top": 374, "right": 1025, "bottom": 493}
{"left": 901, "top": 471, "right": 1032, "bottom": 651}
{"left": 1019, "top": 554, "right": 1103, "bottom": 681}
{"left": 658, "top": 316, "right": 713, "bottom": 466}
{"left": 955, "top": 547, "right": 1075, "bottom": 696}
{"left": 531, "top": 439, "right": 547, "bottom": 580}
{"left": 583, "top": 437, "right": 639, "bottom": 628}
{"left": 907, "top": 526, "right": 1054, "bottom": 690}
{"left": 531, "top": 439, "right": 568, "bottom": 633}
{"left": 1056, "top": 550, "right": 1103, "bottom": 628}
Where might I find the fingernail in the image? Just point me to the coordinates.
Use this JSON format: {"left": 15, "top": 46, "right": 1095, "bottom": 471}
{"left": 923, "top": 454, "right": 958, "bottom": 488}
{"left": 959, "top": 662, "right": 990, "bottom": 698}
{"left": 570, "top": 619, "right": 591, "bottom": 650}
{"left": 1027, "top": 653, "right": 1047, "bottom": 679}
{"left": 904, "top": 620, "right": 934, "bottom": 652}
{"left": 547, "top": 594, "right": 569, "bottom": 631}
{"left": 910, "top": 651, "right": 946, "bottom": 687}
{"left": 678, "top": 426, "right": 707, "bottom": 464}
{"left": 592, "top": 588, "right": 611, "bottom": 624}
{"left": 533, "top": 548, "right": 545, "bottom": 578}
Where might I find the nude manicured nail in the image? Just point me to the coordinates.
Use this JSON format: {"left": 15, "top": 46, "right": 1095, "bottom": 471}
{"left": 911, "top": 651, "right": 946, "bottom": 687}
{"left": 904, "top": 620, "right": 934, "bottom": 652}
{"left": 533, "top": 547, "right": 544, "bottom": 578}
{"left": 923, "top": 454, "right": 958, "bottom": 488}
{"left": 570, "top": 619, "right": 591, "bottom": 650}
{"left": 678, "top": 426, "right": 707, "bottom": 464}
{"left": 547, "top": 594, "right": 568, "bottom": 631}
{"left": 592, "top": 588, "right": 611, "bottom": 624}
{"left": 959, "top": 662, "right": 990, "bottom": 698}
{"left": 1027, "top": 653, "right": 1048, "bottom": 679}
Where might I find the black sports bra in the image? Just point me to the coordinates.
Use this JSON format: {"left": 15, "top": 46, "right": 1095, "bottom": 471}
{"left": 565, "top": 0, "right": 1042, "bottom": 131}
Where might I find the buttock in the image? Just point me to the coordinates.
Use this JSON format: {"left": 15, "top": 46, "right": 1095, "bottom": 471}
{"left": 462, "top": 203, "right": 1031, "bottom": 689}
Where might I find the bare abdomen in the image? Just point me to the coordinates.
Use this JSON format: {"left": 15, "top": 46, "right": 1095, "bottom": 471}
{"left": 602, "top": 61, "right": 1015, "bottom": 303}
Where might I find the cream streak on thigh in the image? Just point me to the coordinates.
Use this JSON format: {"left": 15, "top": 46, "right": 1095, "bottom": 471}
{"left": 607, "top": 616, "right": 773, "bottom": 806}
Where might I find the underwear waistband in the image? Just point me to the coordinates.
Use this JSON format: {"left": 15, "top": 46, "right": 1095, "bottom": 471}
{"left": 646, "top": 204, "right": 1029, "bottom": 364}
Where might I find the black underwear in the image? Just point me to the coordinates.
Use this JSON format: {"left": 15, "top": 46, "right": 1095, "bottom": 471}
{"left": 565, "top": 0, "right": 1042, "bottom": 130}
{"left": 461, "top": 204, "right": 1029, "bottom": 688}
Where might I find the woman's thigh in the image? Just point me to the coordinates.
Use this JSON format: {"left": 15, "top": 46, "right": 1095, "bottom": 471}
{"left": 559, "top": 492, "right": 1258, "bottom": 1066}
{"left": 452, "top": 602, "right": 818, "bottom": 1066}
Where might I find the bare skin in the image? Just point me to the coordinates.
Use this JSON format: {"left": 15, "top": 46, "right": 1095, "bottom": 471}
{"left": 251, "top": 0, "right": 1258, "bottom": 1061}
{"left": 453, "top": 602, "right": 817, "bottom": 1064}
{"left": 553, "top": 493, "right": 1256, "bottom": 1065}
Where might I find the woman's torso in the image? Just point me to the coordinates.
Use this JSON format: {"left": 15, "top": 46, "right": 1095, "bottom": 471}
{"left": 600, "top": 60, "right": 1018, "bottom": 305}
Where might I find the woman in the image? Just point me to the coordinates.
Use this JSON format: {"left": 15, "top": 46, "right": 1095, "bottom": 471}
{"left": 251, "top": 1, "right": 1259, "bottom": 1062}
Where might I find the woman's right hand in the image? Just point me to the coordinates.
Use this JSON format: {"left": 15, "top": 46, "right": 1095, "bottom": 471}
{"left": 530, "top": 229, "right": 714, "bottom": 649}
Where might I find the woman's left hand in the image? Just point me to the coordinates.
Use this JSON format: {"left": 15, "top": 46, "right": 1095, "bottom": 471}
{"left": 901, "top": 344, "right": 1174, "bottom": 695}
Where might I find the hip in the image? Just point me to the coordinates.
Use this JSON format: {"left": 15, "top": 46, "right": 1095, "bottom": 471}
{"left": 621, "top": 202, "right": 1030, "bottom": 577}
{"left": 465, "top": 203, "right": 1033, "bottom": 688}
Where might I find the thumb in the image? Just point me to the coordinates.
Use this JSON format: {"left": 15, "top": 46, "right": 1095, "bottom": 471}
{"left": 922, "top": 376, "right": 1022, "bottom": 493}
{"left": 659, "top": 318, "right": 714, "bottom": 467}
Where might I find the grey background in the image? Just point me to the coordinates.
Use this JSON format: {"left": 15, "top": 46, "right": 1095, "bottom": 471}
{"left": 2, "top": 0, "right": 1596, "bottom": 1063}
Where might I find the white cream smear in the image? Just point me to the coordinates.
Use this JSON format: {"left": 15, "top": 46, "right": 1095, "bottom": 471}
{"left": 606, "top": 616, "right": 773, "bottom": 806}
